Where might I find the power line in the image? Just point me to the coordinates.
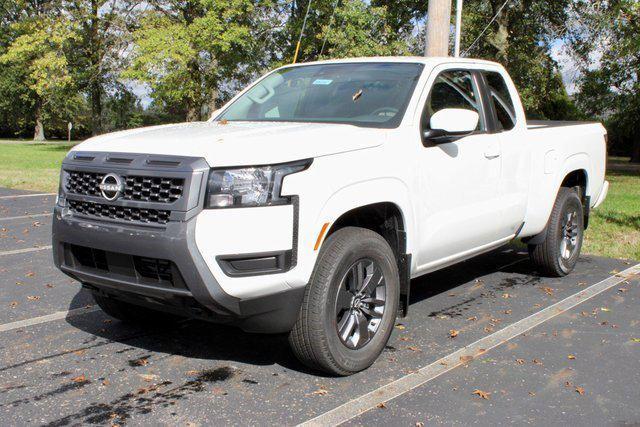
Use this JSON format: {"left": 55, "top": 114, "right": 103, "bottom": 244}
{"left": 320, "top": 0, "right": 340, "bottom": 57}
{"left": 462, "top": 0, "right": 510, "bottom": 57}
{"left": 293, "top": 0, "right": 313, "bottom": 64}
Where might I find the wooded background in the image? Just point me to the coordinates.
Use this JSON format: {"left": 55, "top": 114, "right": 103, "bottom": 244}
{"left": 0, "top": 0, "right": 638, "bottom": 162}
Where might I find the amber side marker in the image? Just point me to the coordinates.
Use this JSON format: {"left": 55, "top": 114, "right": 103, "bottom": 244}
{"left": 314, "top": 222, "right": 330, "bottom": 251}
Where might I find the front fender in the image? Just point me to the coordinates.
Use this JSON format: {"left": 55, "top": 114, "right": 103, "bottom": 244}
{"left": 296, "top": 177, "right": 416, "bottom": 284}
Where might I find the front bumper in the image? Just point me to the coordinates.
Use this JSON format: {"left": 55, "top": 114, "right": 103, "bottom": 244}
{"left": 52, "top": 207, "right": 304, "bottom": 333}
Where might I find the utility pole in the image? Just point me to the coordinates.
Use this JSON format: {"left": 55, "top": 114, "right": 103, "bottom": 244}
{"left": 424, "top": 0, "right": 452, "bottom": 57}
{"left": 454, "top": 0, "right": 463, "bottom": 57}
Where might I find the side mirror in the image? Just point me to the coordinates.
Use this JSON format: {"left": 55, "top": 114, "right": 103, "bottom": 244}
{"left": 423, "top": 108, "right": 479, "bottom": 144}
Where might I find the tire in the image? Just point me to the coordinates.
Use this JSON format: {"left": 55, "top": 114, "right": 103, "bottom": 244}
{"left": 528, "top": 187, "right": 584, "bottom": 277}
{"left": 92, "top": 293, "right": 178, "bottom": 325}
{"left": 289, "top": 227, "right": 400, "bottom": 376}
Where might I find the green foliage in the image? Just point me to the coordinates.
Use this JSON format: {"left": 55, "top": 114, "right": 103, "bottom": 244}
{"left": 316, "top": 0, "right": 412, "bottom": 59}
{"left": 0, "top": 16, "right": 81, "bottom": 138}
{"left": 570, "top": 0, "right": 640, "bottom": 162}
{"left": 124, "top": 0, "right": 271, "bottom": 120}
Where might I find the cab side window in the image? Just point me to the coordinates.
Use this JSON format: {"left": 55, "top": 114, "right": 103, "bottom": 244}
{"left": 423, "top": 70, "right": 484, "bottom": 131}
{"left": 484, "top": 72, "right": 516, "bottom": 131}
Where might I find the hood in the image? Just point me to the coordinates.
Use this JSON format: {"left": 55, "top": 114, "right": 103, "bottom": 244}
{"left": 72, "top": 121, "right": 385, "bottom": 166}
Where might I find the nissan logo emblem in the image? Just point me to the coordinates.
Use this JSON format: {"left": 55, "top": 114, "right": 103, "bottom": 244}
{"left": 99, "top": 173, "right": 124, "bottom": 201}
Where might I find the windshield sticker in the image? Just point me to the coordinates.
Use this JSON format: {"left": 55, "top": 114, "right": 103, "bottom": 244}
{"left": 312, "top": 79, "right": 333, "bottom": 85}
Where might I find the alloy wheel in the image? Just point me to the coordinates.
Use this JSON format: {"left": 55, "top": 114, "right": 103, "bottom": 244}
{"left": 334, "top": 258, "right": 387, "bottom": 349}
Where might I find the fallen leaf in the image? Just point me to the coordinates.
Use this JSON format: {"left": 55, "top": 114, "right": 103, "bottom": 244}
{"left": 102, "top": 380, "right": 109, "bottom": 386}
{"left": 542, "top": 286, "right": 554, "bottom": 296}
{"left": 575, "top": 386, "right": 585, "bottom": 395}
{"left": 449, "top": 329, "right": 459, "bottom": 338}
{"left": 9, "top": 301, "right": 18, "bottom": 308}
{"left": 502, "top": 293, "right": 511, "bottom": 299}
{"left": 618, "top": 288, "right": 628, "bottom": 293}
{"left": 406, "top": 346, "right": 421, "bottom": 352}
{"left": 484, "top": 326, "right": 494, "bottom": 333}
{"left": 71, "top": 374, "right": 87, "bottom": 383}
{"left": 308, "top": 388, "right": 329, "bottom": 396}
{"left": 139, "top": 374, "right": 158, "bottom": 382}
{"left": 467, "top": 316, "right": 478, "bottom": 321}
{"left": 376, "top": 402, "right": 387, "bottom": 409}
{"left": 399, "top": 337, "right": 412, "bottom": 342}
{"left": 504, "top": 310, "right": 512, "bottom": 315}
{"left": 459, "top": 355, "right": 473, "bottom": 364}
{"left": 631, "top": 338, "right": 640, "bottom": 343}
{"left": 395, "top": 324, "right": 406, "bottom": 330}
{"left": 532, "top": 359, "right": 543, "bottom": 366}
{"left": 516, "top": 359, "right": 525, "bottom": 365}
{"left": 211, "top": 386, "right": 227, "bottom": 396}
{"left": 73, "top": 350, "right": 86, "bottom": 356}
{"left": 528, "top": 391, "right": 536, "bottom": 396}
{"left": 45, "top": 283, "right": 54, "bottom": 288}
{"left": 473, "top": 389, "right": 490, "bottom": 399}
{"left": 415, "top": 423, "right": 425, "bottom": 427}
{"left": 27, "top": 295, "right": 40, "bottom": 301}
{"left": 600, "top": 307, "right": 610, "bottom": 312}
{"left": 25, "top": 272, "right": 35, "bottom": 277}
{"left": 577, "top": 281, "right": 587, "bottom": 286}
{"left": 567, "top": 355, "right": 576, "bottom": 360}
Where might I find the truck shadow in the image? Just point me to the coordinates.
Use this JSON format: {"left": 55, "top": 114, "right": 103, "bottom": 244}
{"left": 64, "top": 245, "right": 535, "bottom": 375}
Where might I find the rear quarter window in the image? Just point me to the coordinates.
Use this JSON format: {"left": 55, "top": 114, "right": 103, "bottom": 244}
{"left": 484, "top": 72, "right": 516, "bottom": 131}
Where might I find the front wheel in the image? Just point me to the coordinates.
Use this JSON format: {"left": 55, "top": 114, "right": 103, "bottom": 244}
{"left": 289, "top": 227, "right": 399, "bottom": 376}
{"left": 528, "top": 187, "right": 584, "bottom": 277}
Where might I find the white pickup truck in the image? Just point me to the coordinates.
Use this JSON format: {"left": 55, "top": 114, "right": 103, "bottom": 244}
{"left": 53, "top": 57, "right": 608, "bottom": 375}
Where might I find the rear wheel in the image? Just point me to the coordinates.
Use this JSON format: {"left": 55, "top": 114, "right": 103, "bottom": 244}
{"left": 289, "top": 227, "right": 399, "bottom": 376}
{"left": 528, "top": 187, "right": 584, "bottom": 277}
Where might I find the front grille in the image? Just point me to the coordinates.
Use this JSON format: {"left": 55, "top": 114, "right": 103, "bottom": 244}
{"left": 68, "top": 200, "right": 170, "bottom": 225}
{"left": 66, "top": 244, "right": 186, "bottom": 288}
{"left": 66, "top": 171, "right": 184, "bottom": 203}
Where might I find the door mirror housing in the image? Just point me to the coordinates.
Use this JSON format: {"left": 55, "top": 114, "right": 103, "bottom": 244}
{"left": 423, "top": 108, "right": 480, "bottom": 144}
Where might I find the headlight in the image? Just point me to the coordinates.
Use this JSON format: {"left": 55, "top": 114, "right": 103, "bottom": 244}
{"left": 204, "top": 160, "right": 311, "bottom": 208}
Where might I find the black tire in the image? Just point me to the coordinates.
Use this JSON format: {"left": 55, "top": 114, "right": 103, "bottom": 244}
{"left": 92, "top": 293, "right": 178, "bottom": 324}
{"left": 289, "top": 227, "right": 400, "bottom": 376}
{"left": 528, "top": 187, "right": 584, "bottom": 277}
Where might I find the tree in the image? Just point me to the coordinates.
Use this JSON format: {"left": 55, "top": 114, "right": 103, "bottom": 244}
{"left": 125, "top": 0, "right": 273, "bottom": 121}
{"left": 64, "top": 0, "right": 139, "bottom": 135}
{"left": 0, "top": 16, "right": 79, "bottom": 140}
{"left": 569, "top": 0, "right": 640, "bottom": 163}
{"left": 315, "top": 0, "right": 412, "bottom": 59}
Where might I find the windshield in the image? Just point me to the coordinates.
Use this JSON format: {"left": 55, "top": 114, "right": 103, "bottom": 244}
{"left": 217, "top": 62, "right": 424, "bottom": 128}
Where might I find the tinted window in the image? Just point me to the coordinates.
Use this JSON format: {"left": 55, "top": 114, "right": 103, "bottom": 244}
{"left": 219, "top": 63, "right": 424, "bottom": 129}
{"left": 484, "top": 72, "right": 516, "bottom": 131}
{"left": 424, "top": 70, "right": 484, "bottom": 131}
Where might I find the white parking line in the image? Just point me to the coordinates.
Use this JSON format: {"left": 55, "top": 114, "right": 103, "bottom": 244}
{"left": 0, "top": 245, "right": 52, "bottom": 256}
{"left": 299, "top": 263, "right": 640, "bottom": 427}
{"left": 0, "top": 193, "right": 56, "bottom": 199}
{"left": 0, "top": 306, "right": 100, "bottom": 333}
{"left": 0, "top": 213, "right": 52, "bottom": 221}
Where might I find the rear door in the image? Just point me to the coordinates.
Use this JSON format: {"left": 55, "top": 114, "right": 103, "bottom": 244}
{"left": 415, "top": 67, "right": 505, "bottom": 271}
{"left": 478, "top": 70, "right": 531, "bottom": 236}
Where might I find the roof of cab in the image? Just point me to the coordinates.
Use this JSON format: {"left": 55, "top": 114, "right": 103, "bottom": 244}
{"left": 281, "top": 56, "right": 502, "bottom": 68}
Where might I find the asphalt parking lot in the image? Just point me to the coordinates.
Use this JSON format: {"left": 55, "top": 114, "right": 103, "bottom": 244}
{"left": 1, "top": 189, "right": 639, "bottom": 426}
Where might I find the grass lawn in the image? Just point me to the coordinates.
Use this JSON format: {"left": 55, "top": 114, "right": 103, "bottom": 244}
{"left": 583, "top": 166, "right": 640, "bottom": 261}
{"left": 0, "top": 141, "right": 638, "bottom": 260}
{"left": 0, "top": 142, "right": 75, "bottom": 192}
